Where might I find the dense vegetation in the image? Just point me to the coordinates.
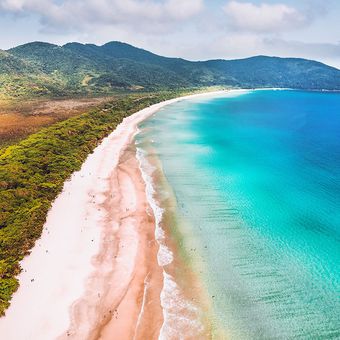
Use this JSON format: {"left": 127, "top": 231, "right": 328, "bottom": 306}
{"left": 0, "top": 41, "right": 339, "bottom": 99}
{"left": 0, "top": 90, "right": 190, "bottom": 315}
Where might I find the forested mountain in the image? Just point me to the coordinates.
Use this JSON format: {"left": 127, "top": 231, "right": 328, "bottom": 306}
{"left": 1, "top": 41, "right": 339, "bottom": 98}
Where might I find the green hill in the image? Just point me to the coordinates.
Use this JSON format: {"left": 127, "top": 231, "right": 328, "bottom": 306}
{"left": 0, "top": 41, "right": 339, "bottom": 98}
{"left": 205, "top": 56, "right": 340, "bottom": 90}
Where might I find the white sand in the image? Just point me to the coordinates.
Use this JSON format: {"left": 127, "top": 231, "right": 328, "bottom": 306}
{"left": 0, "top": 90, "right": 247, "bottom": 340}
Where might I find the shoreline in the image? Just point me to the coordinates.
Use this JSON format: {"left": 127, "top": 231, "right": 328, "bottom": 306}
{"left": 0, "top": 89, "right": 237, "bottom": 339}
{"left": 136, "top": 143, "right": 216, "bottom": 338}
{"left": 137, "top": 146, "right": 211, "bottom": 339}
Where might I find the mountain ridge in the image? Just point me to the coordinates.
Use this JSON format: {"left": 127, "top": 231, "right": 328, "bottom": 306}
{"left": 1, "top": 40, "right": 339, "bottom": 99}
{"left": 16, "top": 41, "right": 339, "bottom": 71}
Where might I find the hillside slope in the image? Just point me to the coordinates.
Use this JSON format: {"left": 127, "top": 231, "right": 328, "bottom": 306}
{"left": 205, "top": 56, "right": 340, "bottom": 90}
{"left": 0, "top": 41, "right": 339, "bottom": 98}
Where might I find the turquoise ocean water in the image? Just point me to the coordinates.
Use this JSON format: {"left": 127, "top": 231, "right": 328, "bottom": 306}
{"left": 136, "top": 90, "right": 340, "bottom": 339}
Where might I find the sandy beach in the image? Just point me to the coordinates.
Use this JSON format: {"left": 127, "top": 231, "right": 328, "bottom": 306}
{"left": 0, "top": 90, "right": 238, "bottom": 339}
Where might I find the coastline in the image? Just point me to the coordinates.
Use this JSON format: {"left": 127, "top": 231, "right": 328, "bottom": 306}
{"left": 0, "top": 89, "right": 237, "bottom": 339}
{"left": 136, "top": 145, "right": 212, "bottom": 339}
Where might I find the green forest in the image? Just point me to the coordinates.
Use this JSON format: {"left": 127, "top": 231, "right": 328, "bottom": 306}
{"left": 1, "top": 41, "right": 340, "bottom": 100}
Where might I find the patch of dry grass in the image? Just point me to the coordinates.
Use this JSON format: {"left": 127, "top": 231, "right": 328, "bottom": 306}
{"left": 0, "top": 96, "right": 120, "bottom": 148}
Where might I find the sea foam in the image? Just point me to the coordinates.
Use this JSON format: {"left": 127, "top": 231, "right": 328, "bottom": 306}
{"left": 136, "top": 144, "right": 203, "bottom": 339}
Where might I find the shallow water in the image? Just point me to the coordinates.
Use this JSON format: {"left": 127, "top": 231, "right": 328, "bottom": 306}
{"left": 136, "top": 90, "right": 340, "bottom": 339}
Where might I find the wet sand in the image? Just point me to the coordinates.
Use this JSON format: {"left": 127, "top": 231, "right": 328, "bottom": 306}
{"left": 61, "top": 145, "right": 165, "bottom": 339}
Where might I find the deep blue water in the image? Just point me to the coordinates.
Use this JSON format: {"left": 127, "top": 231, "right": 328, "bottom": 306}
{"left": 137, "top": 90, "right": 340, "bottom": 339}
